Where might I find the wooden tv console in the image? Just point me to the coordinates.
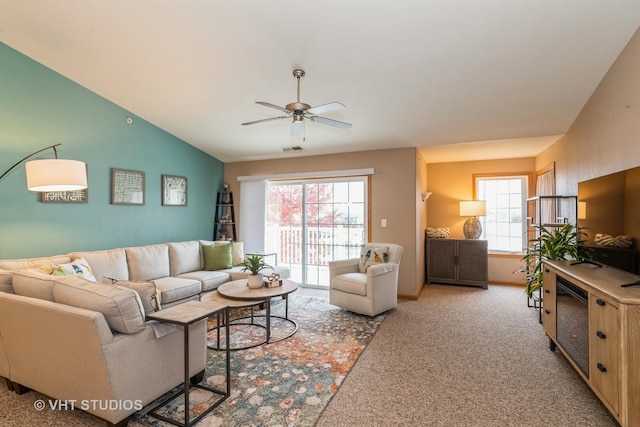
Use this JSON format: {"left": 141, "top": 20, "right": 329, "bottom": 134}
{"left": 542, "top": 260, "right": 640, "bottom": 426}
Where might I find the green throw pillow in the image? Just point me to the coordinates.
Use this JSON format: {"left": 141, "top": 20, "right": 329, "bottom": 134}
{"left": 203, "top": 243, "right": 233, "bottom": 270}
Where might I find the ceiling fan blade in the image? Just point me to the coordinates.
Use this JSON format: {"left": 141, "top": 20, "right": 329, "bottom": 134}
{"left": 256, "top": 101, "right": 290, "bottom": 113}
{"left": 291, "top": 120, "right": 304, "bottom": 137}
{"left": 241, "top": 116, "right": 288, "bottom": 126}
{"left": 311, "top": 116, "right": 352, "bottom": 130}
{"left": 307, "top": 102, "right": 345, "bottom": 115}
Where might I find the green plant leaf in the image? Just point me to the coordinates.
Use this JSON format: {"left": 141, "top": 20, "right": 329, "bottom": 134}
{"left": 518, "top": 222, "right": 589, "bottom": 298}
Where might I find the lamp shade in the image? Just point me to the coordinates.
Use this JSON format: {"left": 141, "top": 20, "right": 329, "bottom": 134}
{"left": 26, "top": 159, "right": 87, "bottom": 191}
{"left": 459, "top": 200, "right": 486, "bottom": 217}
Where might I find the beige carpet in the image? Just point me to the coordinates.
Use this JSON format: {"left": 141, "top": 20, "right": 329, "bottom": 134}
{"left": 317, "top": 284, "right": 617, "bottom": 427}
{"left": 0, "top": 284, "right": 617, "bottom": 426}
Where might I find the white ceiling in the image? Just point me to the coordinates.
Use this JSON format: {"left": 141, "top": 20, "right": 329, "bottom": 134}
{"left": 2, "top": 1, "right": 639, "bottom": 163}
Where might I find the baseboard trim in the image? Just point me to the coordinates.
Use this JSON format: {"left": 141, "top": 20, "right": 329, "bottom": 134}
{"left": 398, "top": 286, "right": 423, "bottom": 300}
{"left": 490, "top": 281, "right": 525, "bottom": 287}
{"left": 398, "top": 293, "right": 419, "bottom": 300}
{"left": 398, "top": 282, "right": 523, "bottom": 300}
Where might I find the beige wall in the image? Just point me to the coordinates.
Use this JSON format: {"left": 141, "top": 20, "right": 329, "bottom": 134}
{"left": 416, "top": 151, "right": 428, "bottom": 293}
{"left": 537, "top": 27, "right": 640, "bottom": 269}
{"left": 224, "top": 147, "right": 426, "bottom": 298}
{"left": 425, "top": 157, "right": 535, "bottom": 285}
{"left": 537, "top": 27, "right": 640, "bottom": 195}
{"left": 427, "top": 158, "right": 535, "bottom": 239}
{"left": 223, "top": 28, "right": 640, "bottom": 294}
{"left": 424, "top": 27, "right": 640, "bottom": 285}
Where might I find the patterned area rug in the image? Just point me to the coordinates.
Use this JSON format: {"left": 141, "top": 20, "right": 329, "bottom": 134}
{"left": 131, "top": 295, "right": 385, "bottom": 426}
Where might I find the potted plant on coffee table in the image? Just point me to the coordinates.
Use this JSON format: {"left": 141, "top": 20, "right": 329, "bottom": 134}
{"left": 242, "top": 254, "right": 273, "bottom": 289}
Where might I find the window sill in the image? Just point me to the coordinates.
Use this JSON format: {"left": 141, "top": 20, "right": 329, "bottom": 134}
{"left": 488, "top": 252, "right": 524, "bottom": 258}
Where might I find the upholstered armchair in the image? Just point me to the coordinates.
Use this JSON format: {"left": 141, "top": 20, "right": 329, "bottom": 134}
{"left": 328, "top": 243, "right": 404, "bottom": 316}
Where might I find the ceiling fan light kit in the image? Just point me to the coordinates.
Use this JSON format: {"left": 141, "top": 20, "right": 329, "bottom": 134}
{"left": 242, "top": 69, "right": 352, "bottom": 138}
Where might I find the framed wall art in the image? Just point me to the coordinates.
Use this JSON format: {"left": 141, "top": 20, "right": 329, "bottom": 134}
{"left": 162, "top": 174, "right": 188, "bottom": 206}
{"left": 111, "top": 168, "right": 145, "bottom": 205}
{"left": 41, "top": 188, "right": 89, "bottom": 204}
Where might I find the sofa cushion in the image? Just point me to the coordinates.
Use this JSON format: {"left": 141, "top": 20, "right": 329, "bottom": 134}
{"left": 126, "top": 244, "right": 170, "bottom": 281}
{"left": 52, "top": 258, "right": 97, "bottom": 282}
{"left": 358, "top": 246, "right": 390, "bottom": 273}
{"left": 203, "top": 243, "right": 233, "bottom": 270}
{"left": 168, "top": 241, "right": 202, "bottom": 276}
{"left": 104, "top": 279, "right": 158, "bottom": 315}
{"left": 177, "top": 270, "right": 230, "bottom": 292}
{"left": 332, "top": 272, "right": 368, "bottom": 296}
{"left": 0, "top": 262, "right": 54, "bottom": 294}
{"left": 153, "top": 277, "right": 201, "bottom": 304}
{"left": 0, "top": 255, "right": 70, "bottom": 271}
{"left": 53, "top": 276, "right": 146, "bottom": 334}
{"left": 69, "top": 248, "right": 129, "bottom": 283}
{"left": 0, "top": 269, "right": 13, "bottom": 293}
{"left": 11, "top": 270, "right": 58, "bottom": 301}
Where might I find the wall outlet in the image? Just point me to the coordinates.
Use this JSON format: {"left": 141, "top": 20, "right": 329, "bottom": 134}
{"left": 381, "top": 219, "right": 387, "bottom": 227}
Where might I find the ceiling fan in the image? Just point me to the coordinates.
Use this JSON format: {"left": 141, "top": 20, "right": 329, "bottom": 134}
{"left": 241, "top": 69, "right": 352, "bottom": 137}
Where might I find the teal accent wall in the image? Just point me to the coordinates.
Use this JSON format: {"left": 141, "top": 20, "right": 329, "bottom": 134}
{"left": 0, "top": 43, "right": 224, "bottom": 258}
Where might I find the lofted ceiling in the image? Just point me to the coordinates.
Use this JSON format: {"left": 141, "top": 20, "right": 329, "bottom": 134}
{"left": 2, "top": 1, "right": 640, "bottom": 163}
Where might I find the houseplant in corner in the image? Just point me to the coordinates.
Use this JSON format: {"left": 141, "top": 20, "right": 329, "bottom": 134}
{"left": 519, "top": 222, "right": 592, "bottom": 298}
{"left": 242, "top": 254, "right": 274, "bottom": 288}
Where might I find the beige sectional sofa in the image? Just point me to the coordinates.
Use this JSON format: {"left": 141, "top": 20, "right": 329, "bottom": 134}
{"left": 0, "top": 240, "right": 289, "bottom": 427}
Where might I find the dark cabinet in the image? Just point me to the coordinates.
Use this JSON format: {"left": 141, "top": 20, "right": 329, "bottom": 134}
{"left": 426, "top": 237, "right": 488, "bottom": 288}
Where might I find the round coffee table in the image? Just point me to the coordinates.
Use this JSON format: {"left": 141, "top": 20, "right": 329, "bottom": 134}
{"left": 201, "top": 291, "right": 266, "bottom": 351}
{"left": 213, "top": 279, "right": 299, "bottom": 349}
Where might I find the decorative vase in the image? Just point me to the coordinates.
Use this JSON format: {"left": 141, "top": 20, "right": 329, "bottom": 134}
{"left": 463, "top": 216, "right": 482, "bottom": 239}
{"left": 247, "top": 274, "right": 264, "bottom": 289}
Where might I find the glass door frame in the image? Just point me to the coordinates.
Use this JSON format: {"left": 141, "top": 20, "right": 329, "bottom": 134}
{"left": 266, "top": 176, "right": 369, "bottom": 288}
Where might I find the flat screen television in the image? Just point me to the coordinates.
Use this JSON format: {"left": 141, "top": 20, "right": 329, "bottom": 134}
{"left": 578, "top": 166, "right": 640, "bottom": 274}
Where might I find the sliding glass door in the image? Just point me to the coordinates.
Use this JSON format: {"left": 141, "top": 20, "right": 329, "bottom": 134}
{"left": 266, "top": 178, "right": 367, "bottom": 288}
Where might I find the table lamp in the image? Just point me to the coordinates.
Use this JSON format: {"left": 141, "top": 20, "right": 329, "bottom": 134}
{"left": 460, "top": 200, "right": 486, "bottom": 239}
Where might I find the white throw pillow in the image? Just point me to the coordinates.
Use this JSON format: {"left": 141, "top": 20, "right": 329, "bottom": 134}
{"left": 358, "top": 246, "right": 390, "bottom": 273}
{"left": 231, "top": 242, "right": 245, "bottom": 266}
{"left": 52, "top": 258, "right": 97, "bottom": 282}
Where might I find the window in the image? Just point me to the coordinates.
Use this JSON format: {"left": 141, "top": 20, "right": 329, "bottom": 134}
{"left": 266, "top": 177, "right": 368, "bottom": 288}
{"left": 475, "top": 174, "right": 529, "bottom": 253}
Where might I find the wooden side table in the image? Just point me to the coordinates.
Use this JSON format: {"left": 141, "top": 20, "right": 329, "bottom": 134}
{"left": 146, "top": 300, "right": 229, "bottom": 427}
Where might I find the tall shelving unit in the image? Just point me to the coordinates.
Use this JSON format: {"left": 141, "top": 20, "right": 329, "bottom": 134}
{"left": 213, "top": 190, "right": 236, "bottom": 241}
{"left": 525, "top": 195, "right": 578, "bottom": 322}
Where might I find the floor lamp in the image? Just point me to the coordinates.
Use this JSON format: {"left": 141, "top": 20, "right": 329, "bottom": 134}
{"left": 0, "top": 144, "right": 87, "bottom": 191}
